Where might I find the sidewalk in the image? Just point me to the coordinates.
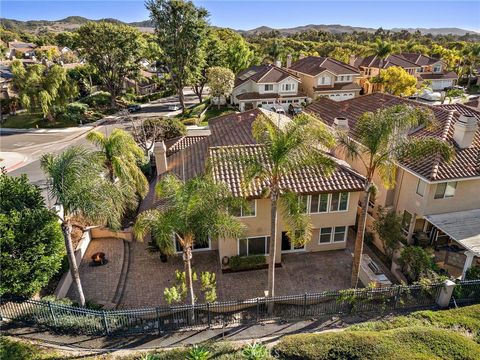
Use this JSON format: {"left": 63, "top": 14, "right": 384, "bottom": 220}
{"left": 0, "top": 151, "right": 27, "bottom": 172}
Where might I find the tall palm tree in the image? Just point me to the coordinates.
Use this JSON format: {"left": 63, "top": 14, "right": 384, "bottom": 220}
{"left": 336, "top": 104, "right": 455, "bottom": 288}
{"left": 41, "top": 147, "right": 125, "bottom": 306}
{"left": 371, "top": 38, "right": 395, "bottom": 59}
{"left": 232, "top": 113, "right": 337, "bottom": 304}
{"left": 133, "top": 175, "right": 245, "bottom": 306}
{"left": 86, "top": 128, "right": 148, "bottom": 198}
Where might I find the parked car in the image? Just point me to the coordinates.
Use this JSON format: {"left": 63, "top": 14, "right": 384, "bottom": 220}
{"left": 288, "top": 103, "right": 303, "bottom": 116}
{"left": 417, "top": 89, "right": 442, "bottom": 101}
{"left": 127, "top": 104, "right": 142, "bottom": 113}
{"left": 168, "top": 103, "right": 181, "bottom": 111}
{"left": 270, "top": 104, "right": 286, "bottom": 115}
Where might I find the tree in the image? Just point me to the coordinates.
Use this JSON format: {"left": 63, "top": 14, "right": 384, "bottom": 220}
{"left": 76, "top": 22, "right": 143, "bottom": 107}
{"left": 147, "top": 0, "right": 209, "bottom": 113}
{"left": 379, "top": 66, "right": 417, "bottom": 96}
{"left": 0, "top": 174, "right": 64, "bottom": 297}
{"left": 41, "top": 147, "right": 126, "bottom": 306}
{"left": 134, "top": 175, "right": 245, "bottom": 307}
{"left": 442, "top": 89, "right": 467, "bottom": 104}
{"left": 86, "top": 128, "right": 148, "bottom": 199}
{"left": 373, "top": 208, "right": 403, "bottom": 263}
{"left": 11, "top": 60, "right": 77, "bottom": 121}
{"left": 370, "top": 38, "right": 395, "bottom": 59}
{"left": 336, "top": 104, "right": 455, "bottom": 287}
{"left": 230, "top": 113, "right": 336, "bottom": 306}
{"left": 215, "top": 28, "right": 255, "bottom": 73}
{"left": 206, "top": 66, "right": 235, "bottom": 109}
{"left": 399, "top": 246, "right": 435, "bottom": 282}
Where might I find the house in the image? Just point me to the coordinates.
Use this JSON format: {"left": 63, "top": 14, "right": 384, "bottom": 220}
{"left": 287, "top": 56, "right": 362, "bottom": 101}
{"left": 231, "top": 64, "right": 308, "bottom": 112}
{"left": 352, "top": 53, "right": 458, "bottom": 93}
{"left": 7, "top": 41, "right": 37, "bottom": 59}
{"left": 307, "top": 93, "right": 480, "bottom": 279}
{"left": 123, "top": 70, "right": 158, "bottom": 95}
{"left": 152, "top": 109, "right": 365, "bottom": 266}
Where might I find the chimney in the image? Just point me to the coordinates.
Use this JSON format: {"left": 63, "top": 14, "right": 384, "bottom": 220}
{"left": 275, "top": 59, "right": 281, "bottom": 68}
{"left": 286, "top": 54, "right": 292, "bottom": 68}
{"left": 453, "top": 114, "right": 478, "bottom": 149}
{"left": 333, "top": 117, "right": 349, "bottom": 131}
{"left": 154, "top": 141, "right": 168, "bottom": 174}
{"left": 299, "top": 53, "right": 305, "bottom": 60}
{"left": 349, "top": 54, "right": 356, "bottom": 67}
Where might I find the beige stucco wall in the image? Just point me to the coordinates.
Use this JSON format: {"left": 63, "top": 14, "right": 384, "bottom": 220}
{"left": 218, "top": 191, "right": 360, "bottom": 265}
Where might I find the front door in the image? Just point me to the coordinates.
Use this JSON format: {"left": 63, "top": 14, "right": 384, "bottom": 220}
{"left": 281, "top": 232, "right": 305, "bottom": 253}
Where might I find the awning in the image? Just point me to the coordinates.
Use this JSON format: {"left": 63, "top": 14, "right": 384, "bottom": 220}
{"left": 425, "top": 209, "right": 480, "bottom": 256}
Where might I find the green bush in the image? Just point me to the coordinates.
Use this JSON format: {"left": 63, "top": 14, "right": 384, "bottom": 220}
{"left": 182, "top": 117, "right": 199, "bottom": 126}
{"left": 66, "top": 102, "right": 89, "bottom": 114}
{"left": 79, "top": 91, "right": 111, "bottom": 107}
{"left": 466, "top": 266, "right": 480, "bottom": 280}
{"left": 242, "top": 342, "right": 269, "bottom": 360}
{"left": 274, "top": 327, "right": 480, "bottom": 360}
{"left": 399, "top": 246, "right": 435, "bottom": 282}
{"left": 0, "top": 337, "right": 59, "bottom": 360}
{"left": 186, "top": 345, "right": 211, "bottom": 360}
{"left": 229, "top": 255, "right": 266, "bottom": 271}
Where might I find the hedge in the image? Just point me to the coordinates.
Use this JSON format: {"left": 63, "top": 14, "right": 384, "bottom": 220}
{"left": 229, "top": 255, "right": 266, "bottom": 271}
{"left": 274, "top": 327, "right": 480, "bottom": 360}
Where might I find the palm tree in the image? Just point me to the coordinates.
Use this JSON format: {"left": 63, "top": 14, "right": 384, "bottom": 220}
{"left": 371, "top": 38, "right": 395, "bottom": 59}
{"left": 86, "top": 128, "right": 148, "bottom": 198}
{"left": 232, "top": 113, "right": 337, "bottom": 304}
{"left": 336, "top": 104, "right": 455, "bottom": 288}
{"left": 41, "top": 147, "right": 126, "bottom": 306}
{"left": 133, "top": 175, "right": 245, "bottom": 306}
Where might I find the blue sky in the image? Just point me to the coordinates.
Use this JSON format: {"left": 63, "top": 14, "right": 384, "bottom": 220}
{"left": 2, "top": 1, "right": 479, "bottom": 32}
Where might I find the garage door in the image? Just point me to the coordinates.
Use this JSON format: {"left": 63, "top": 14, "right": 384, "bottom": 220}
{"left": 431, "top": 80, "right": 453, "bottom": 90}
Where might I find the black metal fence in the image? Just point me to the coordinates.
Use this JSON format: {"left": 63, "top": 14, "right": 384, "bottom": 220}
{"left": 1, "top": 280, "right": 479, "bottom": 336}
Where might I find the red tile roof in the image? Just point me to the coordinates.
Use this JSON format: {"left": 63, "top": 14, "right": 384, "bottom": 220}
{"left": 165, "top": 136, "right": 207, "bottom": 156}
{"left": 164, "top": 109, "right": 365, "bottom": 197}
{"left": 234, "top": 64, "right": 297, "bottom": 87}
{"left": 289, "top": 56, "right": 360, "bottom": 76}
{"left": 306, "top": 93, "right": 480, "bottom": 181}
{"left": 313, "top": 82, "right": 362, "bottom": 92}
{"left": 419, "top": 71, "right": 458, "bottom": 80}
{"left": 236, "top": 91, "right": 307, "bottom": 101}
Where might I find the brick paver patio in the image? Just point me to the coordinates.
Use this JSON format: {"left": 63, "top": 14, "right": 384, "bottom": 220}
{"left": 72, "top": 234, "right": 355, "bottom": 309}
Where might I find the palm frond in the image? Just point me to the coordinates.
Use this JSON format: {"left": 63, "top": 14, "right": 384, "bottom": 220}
{"left": 279, "top": 192, "right": 313, "bottom": 248}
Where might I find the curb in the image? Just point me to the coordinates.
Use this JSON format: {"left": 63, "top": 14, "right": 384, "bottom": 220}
{"left": 0, "top": 125, "right": 96, "bottom": 134}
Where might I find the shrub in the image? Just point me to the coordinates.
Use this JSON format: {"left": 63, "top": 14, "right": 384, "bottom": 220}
{"left": 229, "top": 255, "right": 266, "bottom": 271}
{"left": 399, "top": 246, "right": 435, "bottom": 282}
{"left": 186, "top": 345, "right": 211, "bottom": 360}
{"left": 0, "top": 337, "right": 59, "bottom": 360}
{"left": 466, "top": 266, "right": 480, "bottom": 280}
{"left": 66, "top": 102, "right": 89, "bottom": 114}
{"left": 373, "top": 208, "right": 402, "bottom": 262}
{"left": 273, "top": 327, "right": 480, "bottom": 360}
{"left": 79, "top": 91, "right": 111, "bottom": 107}
{"left": 142, "top": 117, "right": 187, "bottom": 141}
{"left": 182, "top": 117, "right": 199, "bottom": 126}
{"left": 242, "top": 342, "right": 269, "bottom": 360}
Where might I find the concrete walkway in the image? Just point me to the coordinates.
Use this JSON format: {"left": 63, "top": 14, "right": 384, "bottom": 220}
{"left": 0, "top": 151, "right": 27, "bottom": 172}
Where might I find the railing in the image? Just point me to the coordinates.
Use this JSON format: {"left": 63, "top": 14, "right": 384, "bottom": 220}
{"left": 1, "top": 281, "right": 478, "bottom": 337}
{"left": 451, "top": 279, "right": 480, "bottom": 306}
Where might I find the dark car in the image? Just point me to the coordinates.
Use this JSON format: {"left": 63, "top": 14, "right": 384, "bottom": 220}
{"left": 288, "top": 103, "right": 303, "bottom": 116}
{"left": 127, "top": 104, "right": 142, "bottom": 113}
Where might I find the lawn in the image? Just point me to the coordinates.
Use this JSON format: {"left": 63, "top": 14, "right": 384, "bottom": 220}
{"left": 1, "top": 112, "right": 77, "bottom": 129}
{"left": 176, "top": 99, "right": 236, "bottom": 126}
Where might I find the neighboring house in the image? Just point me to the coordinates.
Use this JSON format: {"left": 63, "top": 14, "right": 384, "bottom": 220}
{"left": 352, "top": 53, "right": 458, "bottom": 93}
{"left": 152, "top": 109, "right": 365, "bottom": 266}
{"left": 287, "top": 56, "right": 361, "bottom": 101}
{"left": 7, "top": 41, "right": 37, "bottom": 59}
{"left": 307, "top": 93, "right": 480, "bottom": 279}
{"left": 231, "top": 64, "right": 308, "bottom": 112}
{"left": 123, "top": 70, "right": 158, "bottom": 95}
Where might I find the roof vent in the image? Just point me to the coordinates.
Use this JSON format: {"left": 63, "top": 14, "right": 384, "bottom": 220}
{"left": 333, "top": 117, "right": 349, "bottom": 131}
{"left": 453, "top": 114, "right": 478, "bottom": 149}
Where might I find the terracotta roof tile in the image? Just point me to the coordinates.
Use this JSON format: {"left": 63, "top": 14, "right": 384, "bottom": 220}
{"left": 306, "top": 93, "right": 480, "bottom": 181}
{"left": 236, "top": 91, "right": 307, "bottom": 100}
{"left": 313, "top": 82, "right": 362, "bottom": 92}
{"left": 165, "top": 136, "right": 207, "bottom": 156}
{"left": 289, "top": 56, "right": 360, "bottom": 76}
{"left": 234, "top": 64, "right": 296, "bottom": 87}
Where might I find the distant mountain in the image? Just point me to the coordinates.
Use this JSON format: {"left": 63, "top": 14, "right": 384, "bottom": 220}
{"left": 239, "top": 24, "right": 478, "bottom": 36}
{"left": 0, "top": 17, "right": 477, "bottom": 36}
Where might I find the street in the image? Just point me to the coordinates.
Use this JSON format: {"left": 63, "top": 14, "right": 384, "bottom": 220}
{"left": 0, "top": 88, "right": 203, "bottom": 203}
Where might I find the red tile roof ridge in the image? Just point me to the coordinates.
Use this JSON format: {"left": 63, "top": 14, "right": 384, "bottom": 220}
{"left": 429, "top": 110, "right": 456, "bottom": 180}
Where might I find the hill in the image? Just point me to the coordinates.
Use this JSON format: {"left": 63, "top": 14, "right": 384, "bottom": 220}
{"left": 0, "top": 17, "right": 477, "bottom": 36}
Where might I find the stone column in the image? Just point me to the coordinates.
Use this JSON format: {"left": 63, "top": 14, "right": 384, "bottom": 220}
{"left": 153, "top": 141, "right": 167, "bottom": 175}
{"left": 436, "top": 279, "right": 456, "bottom": 308}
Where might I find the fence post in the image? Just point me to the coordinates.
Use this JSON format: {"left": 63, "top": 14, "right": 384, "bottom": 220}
{"left": 156, "top": 307, "right": 161, "bottom": 333}
{"left": 393, "top": 286, "right": 401, "bottom": 309}
{"left": 102, "top": 310, "right": 110, "bottom": 335}
{"left": 256, "top": 298, "right": 260, "bottom": 322}
{"left": 436, "top": 280, "right": 456, "bottom": 308}
{"left": 207, "top": 303, "right": 211, "bottom": 328}
{"left": 303, "top": 293, "right": 307, "bottom": 317}
{"left": 48, "top": 302, "right": 57, "bottom": 326}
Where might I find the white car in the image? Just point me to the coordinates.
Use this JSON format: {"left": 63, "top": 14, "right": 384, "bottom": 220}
{"left": 417, "top": 89, "right": 442, "bottom": 101}
{"left": 270, "top": 104, "right": 286, "bottom": 115}
{"left": 168, "top": 103, "right": 181, "bottom": 111}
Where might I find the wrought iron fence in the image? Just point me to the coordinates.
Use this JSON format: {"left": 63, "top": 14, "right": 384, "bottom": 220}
{"left": 451, "top": 279, "right": 480, "bottom": 306}
{"left": 1, "top": 280, "right": 478, "bottom": 337}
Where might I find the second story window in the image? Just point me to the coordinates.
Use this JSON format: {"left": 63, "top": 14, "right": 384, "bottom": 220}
{"left": 434, "top": 182, "right": 457, "bottom": 199}
{"left": 433, "top": 64, "right": 441, "bottom": 73}
{"left": 231, "top": 200, "right": 256, "bottom": 217}
{"left": 264, "top": 84, "right": 273, "bottom": 92}
{"left": 300, "top": 193, "right": 349, "bottom": 214}
{"left": 310, "top": 194, "right": 329, "bottom": 213}
{"left": 282, "top": 83, "right": 295, "bottom": 91}
{"left": 330, "top": 192, "right": 349, "bottom": 212}
{"left": 416, "top": 179, "right": 426, "bottom": 197}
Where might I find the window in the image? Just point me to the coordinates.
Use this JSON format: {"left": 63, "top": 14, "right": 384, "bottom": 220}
{"left": 310, "top": 194, "right": 329, "bottom": 213}
{"left": 333, "top": 226, "right": 347, "bottom": 242}
{"left": 345, "top": 75, "right": 351, "bottom": 81}
{"left": 339, "top": 75, "right": 344, "bottom": 81}
{"left": 264, "top": 84, "right": 273, "bottom": 92}
{"left": 319, "top": 227, "right": 332, "bottom": 243}
{"left": 319, "top": 76, "right": 331, "bottom": 85}
{"left": 238, "top": 236, "right": 270, "bottom": 256}
{"left": 175, "top": 234, "right": 210, "bottom": 252}
{"left": 433, "top": 65, "right": 441, "bottom": 73}
{"left": 402, "top": 210, "right": 412, "bottom": 233}
{"left": 231, "top": 200, "right": 256, "bottom": 217}
{"left": 298, "top": 195, "right": 309, "bottom": 214}
{"left": 416, "top": 179, "right": 426, "bottom": 197}
{"left": 434, "top": 182, "right": 457, "bottom": 199}
{"left": 319, "top": 226, "right": 347, "bottom": 244}
{"left": 417, "top": 67, "right": 423, "bottom": 73}
{"left": 282, "top": 83, "right": 295, "bottom": 91}
{"left": 330, "top": 192, "right": 349, "bottom": 212}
